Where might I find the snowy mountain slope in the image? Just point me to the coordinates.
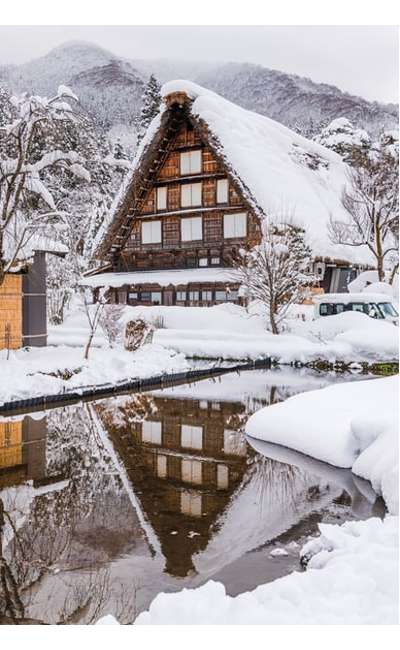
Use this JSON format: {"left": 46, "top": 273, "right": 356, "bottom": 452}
{"left": 0, "top": 41, "right": 397, "bottom": 137}
{"left": 195, "top": 62, "right": 398, "bottom": 137}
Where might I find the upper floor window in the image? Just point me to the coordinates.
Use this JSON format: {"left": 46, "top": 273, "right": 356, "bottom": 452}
{"left": 181, "top": 216, "right": 202, "bottom": 241}
{"left": 181, "top": 182, "right": 202, "bottom": 208}
{"left": 156, "top": 186, "right": 167, "bottom": 211}
{"left": 142, "top": 220, "right": 161, "bottom": 244}
{"left": 180, "top": 150, "right": 202, "bottom": 175}
{"left": 217, "top": 179, "right": 229, "bottom": 204}
{"left": 223, "top": 212, "right": 247, "bottom": 239}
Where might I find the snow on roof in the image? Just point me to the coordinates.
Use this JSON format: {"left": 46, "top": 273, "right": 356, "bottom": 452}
{"left": 5, "top": 232, "right": 68, "bottom": 271}
{"left": 313, "top": 292, "right": 395, "bottom": 304}
{"left": 161, "top": 80, "right": 373, "bottom": 265}
{"left": 81, "top": 267, "right": 239, "bottom": 288}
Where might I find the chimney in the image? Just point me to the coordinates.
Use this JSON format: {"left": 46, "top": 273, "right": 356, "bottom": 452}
{"left": 164, "top": 90, "right": 192, "bottom": 109}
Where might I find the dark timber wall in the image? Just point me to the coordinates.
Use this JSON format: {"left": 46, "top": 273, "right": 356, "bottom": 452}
{"left": 22, "top": 251, "right": 47, "bottom": 347}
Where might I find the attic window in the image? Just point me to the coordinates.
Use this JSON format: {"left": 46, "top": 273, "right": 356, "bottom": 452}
{"left": 157, "top": 186, "right": 167, "bottom": 211}
{"left": 142, "top": 220, "right": 162, "bottom": 244}
{"left": 181, "top": 182, "right": 202, "bottom": 207}
{"left": 180, "top": 150, "right": 202, "bottom": 175}
{"left": 181, "top": 216, "right": 202, "bottom": 241}
{"left": 217, "top": 179, "right": 228, "bottom": 204}
{"left": 223, "top": 213, "right": 247, "bottom": 239}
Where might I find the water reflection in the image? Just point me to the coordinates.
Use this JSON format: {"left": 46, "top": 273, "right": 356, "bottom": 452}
{"left": 0, "top": 368, "right": 382, "bottom": 624}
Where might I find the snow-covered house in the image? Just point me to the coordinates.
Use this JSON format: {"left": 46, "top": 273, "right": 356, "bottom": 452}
{"left": 86, "top": 80, "right": 371, "bottom": 306}
{"left": 0, "top": 239, "right": 67, "bottom": 350}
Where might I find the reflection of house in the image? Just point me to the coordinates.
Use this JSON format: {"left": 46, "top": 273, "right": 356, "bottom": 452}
{"left": 0, "top": 415, "right": 48, "bottom": 489}
{"left": 96, "top": 395, "right": 248, "bottom": 577}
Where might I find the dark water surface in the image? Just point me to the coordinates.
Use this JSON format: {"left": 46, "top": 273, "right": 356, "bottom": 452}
{"left": 0, "top": 367, "right": 384, "bottom": 624}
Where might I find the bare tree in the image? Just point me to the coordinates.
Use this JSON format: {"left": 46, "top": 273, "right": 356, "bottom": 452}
{"left": 329, "top": 147, "right": 398, "bottom": 282}
{"left": 234, "top": 219, "right": 316, "bottom": 334}
{"left": 0, "top": 86, "right": 90, "bottom": 285}
{"left": 82, "top": 287, "right": 107, "bottom": 360}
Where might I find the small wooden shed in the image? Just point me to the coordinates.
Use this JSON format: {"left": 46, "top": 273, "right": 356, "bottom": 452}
{"left": 0, "top": 245, "right": 66, "bottom": 351}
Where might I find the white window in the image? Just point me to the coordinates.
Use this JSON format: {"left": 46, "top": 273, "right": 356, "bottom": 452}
{"left": 157, "top": 454, "right": 167, "bottom": 478}
{"left": 201, "top": 290, "right": 212, "bottom": 301}
{"left": 189, "top": 291, "right": 199, "bottom": 301}
{"left": 217, "top": 179, "right": 228, "bottom": 204}
{"left": 181, "top": 216, "right": 202, "bottom": 241}
{"left": 156, "top": 186, "right": 167, "bottom": 211}
{"left": 223, "top": 212, "right": 247, "bottom": 239}
{"left": 181, "top": 424, "right": 203, "bottom": 450}
{"left": 181, "top": 182, "right": 202, "bottom": 207}
{"left": 180, "top": 150, "right": 202, "bottom": 175}
{"left": 217, "top": 464, "right": 229, "bottom": 489}
{"left": 176, "top": 291, "right": 186, "bottom": 301}
{"left": 181, "top": 459, "right": 202, "bottom": 485}
{"left": 211, "top": 257, "right": 220, "bottom": 265}
{"left": 142, "top": 420, "right": 162, "bottom": 445}
{"left": 199, "top": 257, "right": 208, "bottom": 267}
{"left": 181, "top": 491, "right": 202, "bottom": 517}
{"left": 151, "top": 292, "right": 162, "bottom": 305}
{"left": 142, "top": 220, "right": 161, "bottom": 244}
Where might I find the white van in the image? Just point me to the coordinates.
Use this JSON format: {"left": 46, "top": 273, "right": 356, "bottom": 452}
{"left": 313, "top": 293, "right": 398, "bottom": 325}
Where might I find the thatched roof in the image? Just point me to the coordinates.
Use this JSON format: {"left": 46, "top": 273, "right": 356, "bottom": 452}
{"left": 95, "top": 80, "right": 375, "bottom": 266}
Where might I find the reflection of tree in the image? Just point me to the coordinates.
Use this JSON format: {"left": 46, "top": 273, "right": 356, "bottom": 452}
{"left": 0, "top": 403, "right": 137, "bottom": 624}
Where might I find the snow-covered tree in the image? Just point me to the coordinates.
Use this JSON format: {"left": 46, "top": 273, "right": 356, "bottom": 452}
{"left": 0, "top": 86, "right": 90, "bottom": 285}
{"left": 314, "top": 117, "right": 371, "bottom": 166}
{"left": 329, "top": 137, "right": 399, "bottom": 282}
{"left": 138, "top": 74, "right": 161, "bottom": 140}
{"left": 234, "top": 220, "right": 316, "bottom": 334}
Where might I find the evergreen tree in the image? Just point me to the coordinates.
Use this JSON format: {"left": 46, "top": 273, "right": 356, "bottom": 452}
{"left": 138, "top": 74, "right": 162, "bottom": 140}
{"left": 314, "top": 118, "right": 371, "bottom": 166}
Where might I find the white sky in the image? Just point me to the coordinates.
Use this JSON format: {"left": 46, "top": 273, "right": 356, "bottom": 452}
{"left": 0, "top": 25, "right": 398, "bottom": 103}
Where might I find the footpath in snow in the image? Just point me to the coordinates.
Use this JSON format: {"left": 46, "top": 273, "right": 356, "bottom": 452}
{"left": 96, "top": 374, "right": 398, "bottom": 625}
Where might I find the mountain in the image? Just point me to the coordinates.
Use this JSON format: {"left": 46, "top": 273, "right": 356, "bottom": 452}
{"left": 0, "top": 41, "right": 397, "bottom": 139}
{"left": 195, "top": 62, "right": 398, "bottom": 137}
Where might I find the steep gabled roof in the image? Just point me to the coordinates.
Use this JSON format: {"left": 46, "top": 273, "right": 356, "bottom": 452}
{"left": 96, "top": 79, "right": 374, "bottom": 265}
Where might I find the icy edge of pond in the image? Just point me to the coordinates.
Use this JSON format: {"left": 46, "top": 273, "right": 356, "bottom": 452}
{"left": 96, "top": 516, "right": 398, "bottom": 625}
{"left": 246, "top": 375, "right": 399, "bottom": 515}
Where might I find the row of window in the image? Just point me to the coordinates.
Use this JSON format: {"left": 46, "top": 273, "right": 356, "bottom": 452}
{"left": 156, "top": 178, "right": 229, "bottom": 210}
{"left": 142, "top": 212, "right": 247, "bottom": 244}
{"left": 128, "top": 289, "right": 239, "bottom": 305}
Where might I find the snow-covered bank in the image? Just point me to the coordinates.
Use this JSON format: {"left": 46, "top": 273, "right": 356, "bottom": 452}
{"left": 153, "top": 324, "right": 398, "bottom": 363}
{"left": 0, "top": 344, "right": 189, "bottom": 407}
{"left": 246, "top": 375, "right": 399, "bottom": 514}
{"left": 97, "top": 516, "right": 397, "bottom": 625}
{"left": 48, "top": 301, "right": 398, "bottom": 363}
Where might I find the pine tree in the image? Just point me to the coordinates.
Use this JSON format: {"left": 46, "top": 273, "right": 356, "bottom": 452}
{"left": 138, "top": 74, "right": 162, "bottom": 141}
{"left": 314, "top": 118, "right": 371, "bottom": 166}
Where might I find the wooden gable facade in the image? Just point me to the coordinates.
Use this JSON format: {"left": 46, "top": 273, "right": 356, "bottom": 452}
{"left": 96, "top": 91, "right": 262, "bottom": 307}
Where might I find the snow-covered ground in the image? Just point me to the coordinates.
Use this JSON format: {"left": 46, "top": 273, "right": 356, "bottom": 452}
{"left": 49, "top": 302, "right": 398, "bottom": 363}
{"left": 0, "top": 344, "right": 188, "bottom": 406}
{"left": 131, "top": 517, "right": 397, "bottom": 625}
{"left": 97, "top": 374, "right": 397, "bottom": 625}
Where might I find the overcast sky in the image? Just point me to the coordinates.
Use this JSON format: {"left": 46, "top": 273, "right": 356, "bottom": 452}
{"left": 0, "top": 25, "right": 397, "bottom": 103}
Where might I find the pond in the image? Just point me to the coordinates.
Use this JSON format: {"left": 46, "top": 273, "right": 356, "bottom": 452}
{"left": 0, "top": 367, "right": 385, "bottom": 625}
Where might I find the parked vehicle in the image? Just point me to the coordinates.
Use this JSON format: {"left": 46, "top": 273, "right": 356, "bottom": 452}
{"left": 313, "top": 293, "right": 398, "bottom": 325}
